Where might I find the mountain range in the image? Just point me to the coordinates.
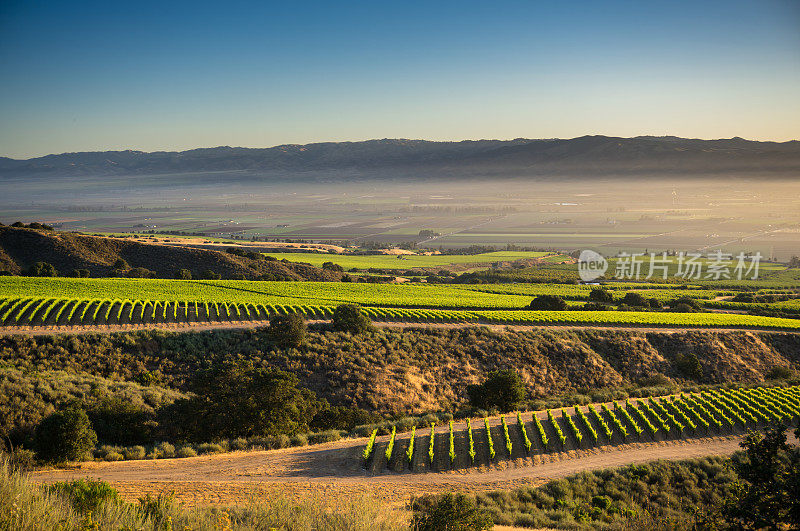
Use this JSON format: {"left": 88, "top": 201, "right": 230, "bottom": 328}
{"left": 1, "top": 135, "right": 798, "bottom": 180}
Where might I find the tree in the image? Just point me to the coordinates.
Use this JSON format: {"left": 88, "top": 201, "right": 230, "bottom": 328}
{"left": 26, "top": 261, "right": 58, "bottom": 277}
{"left": 175, "top": 268, "right": 192, "bottom": 280}
{"left": 722, "top": 424, "right": 800, "bottom": 529}
{"left": 166, "top": 363, "right": 323, "bottom": 441}
{"left": 332, "top": 304, "right": 373, "bottom": 334}
{"left": 621, "top": 292, "right": 648, "bottom": 308}
{"left": 669, "top": 296, "right": 702, "bottom": 310}
{"left": 467, "top": 370, "right": 526, "bottom": 412}
{"left": 126, "top": 267, "right": 155, "bottom": 278}
{"left": 201, "top": 269, "right": 221, "bottom": 280}
{"left": 112, "top": 258, "right": 129, "bottom": 270}
{"left": 322, "top": 261, "right": 344, "bottom": 272}
{"left": 35, "top": 407, "right": 97, "bottom": 462}
{"left": 588, "top": 288, "right": 613, "bottom": 303}
{"left": 411, "top": 493, "right": 494, "bottom": 531}
{"left": 528, "top": 295, "right": 567, "bottom": 311}
{"left": 269, "top": 312, "right": 307, "bottom": 348}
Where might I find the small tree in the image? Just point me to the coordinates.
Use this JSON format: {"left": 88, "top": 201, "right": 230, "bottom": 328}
{"left": 269, "top": 312, "right": 307, "bottom": 348}
{"left": 35, "top": 408, "right": 97, "bottom": 462}
{"left": 722, "top": 424, "right": 800, "bottom": 529}
{"left": 528, "top": 295, "right": 567, "bottom": 310}
{"left": 26, "top": 261, "right": 58, "bottom": 277}
{"left": 621, "top": 292, "right": 648, "bottom": 308}
{"left": 467, "top": 370, "right": 526, "bottom": 412}
{"left": 411, "top": 493, "right": 494, "bottom": 531}
{"left": 332, "top": 304, "right": 373, "bottom": 334}
{"left": 201, "top": 269, "right": 221, "bottom": 280}
{"left": 322, "top": 261, "right": 344, "bottom": 272}
{"left": 588, "top": 288, "right": 613, "bottom": 303}
{"left": 112, "top": 258, "right": 129, "bottom": 270}
{"left": 175, "top": 268, "right": 192, "bottom": 280}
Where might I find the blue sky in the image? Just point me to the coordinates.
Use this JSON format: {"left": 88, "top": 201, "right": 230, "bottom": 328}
{"left": 1, "top": 0, "right": 798, "bottom": 158}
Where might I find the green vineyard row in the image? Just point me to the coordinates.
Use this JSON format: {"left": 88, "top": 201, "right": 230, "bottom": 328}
{"left": 2, "top": 297, "right": 800, "bottom": 329}
{"left": 368, "top": 386, "right": 800, "bottom": 472}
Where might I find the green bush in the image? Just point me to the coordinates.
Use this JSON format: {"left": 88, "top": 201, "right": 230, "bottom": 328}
{"left": 529, "top": 295, "right": 567, "bottom": 310}
{"left": 332, "top": 304, "right": 373, "bottom": 334}
{"left": 122, "top": 445, "right": 146, "bottom": 460}
{"left": 176, "top": 446, "right": 197, "bottom": 458}
{"left": 46, "top": 479, "right": 123, "bottom": 514}
{"left": 467, "top": 370, "right": 526, "bottom": 412}
{"left": 588, "top": 288, "right": 613, "bottom": 303}
{"left": 269, "top": 312, "right": 307, "bottom": 348}
{"left": 26, "top": 261, "right": 58, "bottom": 277}
{"left": 412, "top": 493, "right": 494, "bottom": 531}
{"left": 34, "top": 408, "right": 97, "bottom": 463}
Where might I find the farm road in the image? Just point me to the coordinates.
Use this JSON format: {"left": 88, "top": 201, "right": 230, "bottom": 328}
{"left": 2, "top": 319, "right": 799, "bottom": 336}
{"left": 31, "top": 432, "right": 774, "bottom": 506}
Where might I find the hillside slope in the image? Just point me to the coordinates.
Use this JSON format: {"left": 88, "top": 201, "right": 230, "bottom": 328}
{"left": 2, "top": 327, "right": 797, "bottom": 415}
{"left": 0, "top": 226, "right": 341, "bottom": 281}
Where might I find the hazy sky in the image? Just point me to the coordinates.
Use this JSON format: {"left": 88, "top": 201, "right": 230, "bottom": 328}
{"left": 1, "top": 0, "right": 799, "bottom": 158}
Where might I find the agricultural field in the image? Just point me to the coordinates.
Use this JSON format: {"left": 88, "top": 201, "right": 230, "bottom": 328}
{"left": 364, "top": 386, "right": 800, "bottom": 473}
{"left": 2, "top": 276, "right": 800, "bottom": 329}
{"left": 262, "top": 250, "right": 556, "bottom": 270}
{"left": 3, "top": 296, "right": 800, "bottom": 329}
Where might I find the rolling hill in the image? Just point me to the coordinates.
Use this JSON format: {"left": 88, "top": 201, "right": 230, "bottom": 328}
{"left": 1, "top": 135, "right": 798, "bottom": 180}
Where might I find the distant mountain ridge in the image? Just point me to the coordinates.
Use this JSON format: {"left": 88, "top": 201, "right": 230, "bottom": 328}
{"left": 2, "top": 135, "right": 799, "bottom": 179}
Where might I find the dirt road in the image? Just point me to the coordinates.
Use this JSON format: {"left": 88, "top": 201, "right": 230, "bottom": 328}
{"left": 32, "top": 433, "right": 754, "bottom": 506}
{"left": 2, "top": 319, "right": 798, "bottom": 336}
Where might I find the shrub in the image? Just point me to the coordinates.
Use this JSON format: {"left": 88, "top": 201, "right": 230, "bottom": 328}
{"left": 200, "top": 269, "right": 221, "bottom": 280}
{"left": 34, "top": 408, "right": 97, "bottom": 463}
{"left": 176, "top": 446, "right": 197, "bottom": 458}
{"left": 153, "top": 441, "right": 175, "bottom": 458}
{"left": 411, "top": 493, "right": 494, "bottom": 531}
{"left": 196, "top": 442, "right": 225, "bottom": 454}
{"left": 674, "top": 352, "right": 703, "bottom": 381}
{"left": 26, "top": 261, "right": 58, "bottom": 277}
{"left": 126, "top": 267, "right": 155, "bottom": 278}
{"left": 589, "top": 288, "right": 613, "bottom": 303}
{"left": 529, "top": 295, "right": 567, "bottom": 310}
{"left": 308, "top": 430, "right": 342, "bottom": 444}
{"left": 165, "top": 362, "right": 323, "bottom": 441}
{"left": 332, "top": 304, "right": 373, "bottom": 334}
{"left": 621, "top": 292, "right": 649, "bottom": 308}
{"left": 86, "top": 396, "right": 154, "bottom": 445}
{"left": 122, "top": 445, "right": 146, "bottom": 460}
{"left": 322, "top": 261, "right": 344, "bottom": 272}
{"left": 112, "top": 258, "right": 129, "bottom": 270}
{"left": 765, "top": 366, "right": 794, "bottom": 380}
{"left": 269, "top": 312, "right": 307, "bottom": 348}
{"left": 175, "top": 268, "right": 192, "bottom": 280}
{"left": 467, "top": 370, "right": 526, "bottom": 412}
{"left": 47, "top": 479, "right": 123, "bottom": 514}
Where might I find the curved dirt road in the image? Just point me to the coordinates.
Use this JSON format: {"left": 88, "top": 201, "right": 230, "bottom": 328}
{"left": 32, "top": 433, "right": 759, "bottom": 506}
{"left": 3, "top": 319, "right": 799, "bottom": 337}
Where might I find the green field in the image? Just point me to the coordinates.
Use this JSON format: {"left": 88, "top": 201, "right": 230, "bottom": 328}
{"left": 265, "top": 250, "right": 555, "bottom": 270}
{"left": 2, "top": 296, "right": 800, "bottom": 330}
{"left": 1, "top": 276, "right": 800, "bottom": 330}
{"left": 0, "top": 277, "right": 535, "bottom": 309}
{"left": 366, "top": 386, "right": 800, "bottom": 472}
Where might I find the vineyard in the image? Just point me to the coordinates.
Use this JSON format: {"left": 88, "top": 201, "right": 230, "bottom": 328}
{"left": 2, "top": 296, "right": 800, "bottom": 329}
{"left": 363, "top": 386, "right": 800, "bottom": 473}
